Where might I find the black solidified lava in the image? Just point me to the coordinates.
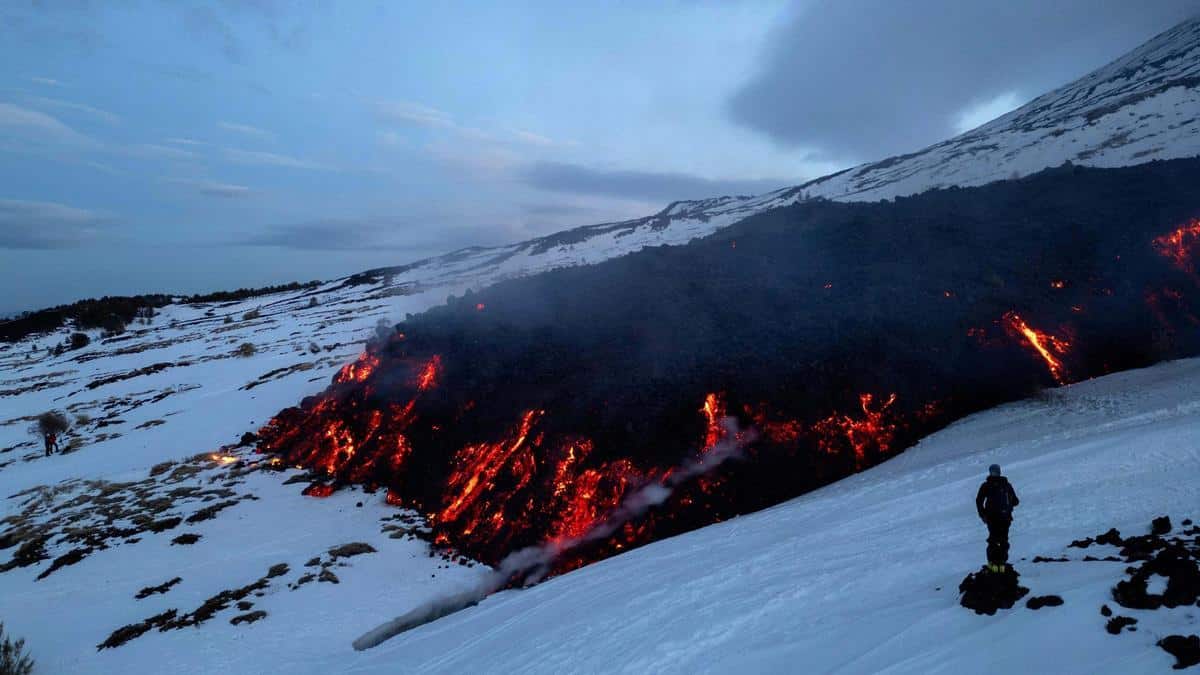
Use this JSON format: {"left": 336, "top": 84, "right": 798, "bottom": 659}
{"left": 959, "top": 566, "right": 1029, "bottom": 615}
{"left": 1025, "top": 595, "right": 1064, "bottom": 610}
{"left": 1159, "top": 635, "right": 1200, "bottom": 670}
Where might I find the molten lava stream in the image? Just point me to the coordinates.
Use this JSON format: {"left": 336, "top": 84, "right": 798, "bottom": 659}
{"left": 1002, "top": 311, "right": 1071, "bottom": 384}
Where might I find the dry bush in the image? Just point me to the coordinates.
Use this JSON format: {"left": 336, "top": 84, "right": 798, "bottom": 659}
{"left": 0, "top": 622, "right": 34, "bottom": 675}
{"left": 235, "top": 342, "right": 256, "bottom": 357}
{"left": 34, "top": 411, "right": 70, "bottom": 436}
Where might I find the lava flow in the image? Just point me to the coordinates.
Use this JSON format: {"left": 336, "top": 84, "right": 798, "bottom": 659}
{"left": 257, "top": 331, "right": 922, "bottom": 576}
{"left": 1002, "top": 311, "right": 1072, "bottom": 384}
{"left": 1152, "top": 217, "right": 1200, "bottom": 275}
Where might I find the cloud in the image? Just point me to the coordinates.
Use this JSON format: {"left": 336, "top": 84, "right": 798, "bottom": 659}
{"left": 23, "top": 95, "right": 120, "bottom": 125}
{"left": 727, "top": 0, "right": 1200, "bottom": 161}
{"left": 164, "top": 137, "right": 207, "bottom": 146}
{"left": 129, "top": 143, "right": 197, "bottom": 161}
{"left": 167, "top": 178, "right": 255, "bottom": 198}
{"left": 223, "top": 147, "right": 327, "bottom": 170}
{"left": 521, "top": 161, "right": 789, "bottom": 202}
{"left": 370, "top": 100, "right": 456, "bottom": 129}
{"left": 0, "top": 198, "right": 108, "bottom": 249}
{"left": 236, "top": 216, "right": 515, "bottom": 253}
{"left": 0, "top": 102, "right": 97, "bottom": 147}
{"left": 238, "top": 219, "right": 421, "bottom": 251}
{"left": 29, "top": 77, "right": 64, "bottom": 87}
{"left": 218, "top": 121, "right": 273, "bottom": 139}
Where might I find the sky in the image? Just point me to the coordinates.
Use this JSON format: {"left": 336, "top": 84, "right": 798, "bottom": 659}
{"left": 0, "top": 0, "right": 1196, "bottom": 313}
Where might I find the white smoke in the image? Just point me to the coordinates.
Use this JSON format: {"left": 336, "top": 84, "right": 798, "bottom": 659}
{"left": 353, "top": 416, "right": 755, "bottom": 650}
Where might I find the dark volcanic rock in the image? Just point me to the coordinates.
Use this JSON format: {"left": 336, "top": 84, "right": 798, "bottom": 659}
{"left": 1159, "top": 635, "right": 1200, "bottom": 670}
{"left": 959, "top": 566, "right": 1029, "bottom": 615}
{"left": 1106, "top": 615, "right": 1138, "bottom": 635}
{"left": 1153, "top": 516, "right": 1173, "bottom": 536}
{"left": 1095, "top": 528, "right": 1124, "bottom": 547}
{"left": 1100, "top": 604, "right": 1112, "bottom": 616}
{"left": 1025, "top": 595, "right": 1064, "bottom": 610}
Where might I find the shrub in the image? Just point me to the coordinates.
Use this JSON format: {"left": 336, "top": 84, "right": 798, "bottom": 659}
{"left": 242, "top": 308, "right": 262, "bottom": 321}
{"left": 74, "top": 413, "right": 91, "bottom": 426}
{"left": 235, "top": 342, "right": 256, "bottom": 357}
{"left": 308, "top": 296, "right": 319, "bottom": 308}
{"left": 35, "top": 411, "right": 71, "bottom": 436}
{"left": 223, "top": 315, "right": 233, "bottom": 324}
{"left": 99, "top": 315, "right": 126, "bottom": 335}
{"left": 308, "top": 342, "right": 321, "bottom": 354}
{"left": 0, "top": 622, "right": 34, "bottom": 675}
{"left": 68, "top": 332, "right": 90, "bottom": 350}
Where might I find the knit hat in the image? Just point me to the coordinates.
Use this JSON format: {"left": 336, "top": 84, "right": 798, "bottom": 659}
{"left": 988, "top": 464, "right": 1001, "bottom": 477}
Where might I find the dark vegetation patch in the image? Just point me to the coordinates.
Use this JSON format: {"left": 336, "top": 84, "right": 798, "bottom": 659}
{"left": 135, "top": 577, "right": 182, "bottom": 599}
{"left": 185, "top": 500, "right": 239, "bottom": 524}
{"left": 1, "top": 281, "right": 320, "bottom": 344}
{"left": 97, "top": 609, "right": 178, "bottom": 650}
{"left": 230, "top": 610, "right": 267, "bottom": 626}
{"left": 1, "top": 454, "right": 259, "bottom": 579}
{"left": 171, "top": 533, "right": 201, "bottom": 546}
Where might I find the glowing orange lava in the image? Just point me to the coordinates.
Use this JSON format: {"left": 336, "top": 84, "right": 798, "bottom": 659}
{"left": 1153, "top": 218, "right": 1200, "bottom": 274}
{"left": 1002, "top": 311, "right": 1071, "bottom": 384}
{"left": 812, "top": 393, "right": 898, "bottom": 468}
{"left": 416, "top": 355, "right": 441, "bottom": 391}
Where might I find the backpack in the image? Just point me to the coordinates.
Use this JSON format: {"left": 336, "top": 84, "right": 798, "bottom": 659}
{"left": 987, "top": 479, "right": 1012, "bottom": 516}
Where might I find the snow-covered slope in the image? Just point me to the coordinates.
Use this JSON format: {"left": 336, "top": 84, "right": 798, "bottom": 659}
{"left": 338, "top": 358, "right": 1200, "bottom": 674}
{"left": 370, "top": 16, "right": 1200, "bottom": 294}
{"left": 3, "top": 16, "right": 1200, "bottom": 675}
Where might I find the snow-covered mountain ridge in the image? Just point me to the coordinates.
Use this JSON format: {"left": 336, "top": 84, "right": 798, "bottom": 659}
{"left": 365, "top": 16, "right": 1200, "bottom": 294}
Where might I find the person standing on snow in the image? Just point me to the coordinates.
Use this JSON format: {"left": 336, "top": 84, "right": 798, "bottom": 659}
{"left": 44, "top": 431, "right": 58, "bottom": 457}
{"left": 976, "top": 464, "right": 1019, "bottom": 573}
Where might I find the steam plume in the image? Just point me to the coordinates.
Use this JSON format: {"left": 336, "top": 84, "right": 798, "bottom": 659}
{"left": 353, "top": 417, "right": 754, "bottom": 650}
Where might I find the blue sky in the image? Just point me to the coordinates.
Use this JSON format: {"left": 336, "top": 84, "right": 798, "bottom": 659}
{"left": 0, "top": 1, "right": 1195, "bottom": 312}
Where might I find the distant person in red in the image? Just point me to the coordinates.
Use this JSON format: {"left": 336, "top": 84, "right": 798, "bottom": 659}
{"left": 976, "top": 464, "right": 1019, "bottom": 573}
{"left": 44, "top": 431, "right": 59, "bottom": 457}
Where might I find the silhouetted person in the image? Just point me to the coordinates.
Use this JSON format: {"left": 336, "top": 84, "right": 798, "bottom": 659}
{"left": 976, "top": 464, "right": 1019, "bottom": 572}
{"left": 44, "top": 432, "right": 58, "bottom": 457}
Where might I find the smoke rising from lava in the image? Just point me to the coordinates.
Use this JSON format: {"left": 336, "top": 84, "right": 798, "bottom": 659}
{"left": 353, "top": 417, "right": 755, "bottom": 650}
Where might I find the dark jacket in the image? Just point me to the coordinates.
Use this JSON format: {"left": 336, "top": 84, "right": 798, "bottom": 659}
{"left": 976, "top": 475, "right": 1019, "bottom": 521}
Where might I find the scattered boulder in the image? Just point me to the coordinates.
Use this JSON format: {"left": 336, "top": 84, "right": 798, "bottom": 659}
{"left": 266, "top": 563, "right": 289, "bottom": 578}
{"left": 1152, "top": 516, "right": 1173, "bottom": 536}
{"left": 1096, "top": 528, "right": 1124, "bottom": 547}
{"left": 328, "top": 542, "right": 376, "bottom": 560}
{"left": 1025, "top": 595, "right": 1064, "bottom": 610}
{"left": 318, "top": 569, "right": 339, "bottom": 584}
{"left": 171, "top": 533, "right": 201, "bottom": 546}
{"left": 1106, "top": 616, "right": 1138, "bottom": 635}
{"left": 1100, "top": 604, "right": 1112, "bottom": 617}
{"left": 1112, "top": 543, "right": 1200, "bottom": 610}
{"left": 959, "top": 566, "right": 1029, "bottom": 615}
{"left": 1159, "top": 635, "right": 1200, "bottom": 670}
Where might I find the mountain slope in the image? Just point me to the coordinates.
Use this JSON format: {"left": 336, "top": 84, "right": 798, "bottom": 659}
{"left": 368, "top": 16, "right": 1200, "bottom": 295}
{"left": 339, "top": 357, "right": 1200, "bottom": 674}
